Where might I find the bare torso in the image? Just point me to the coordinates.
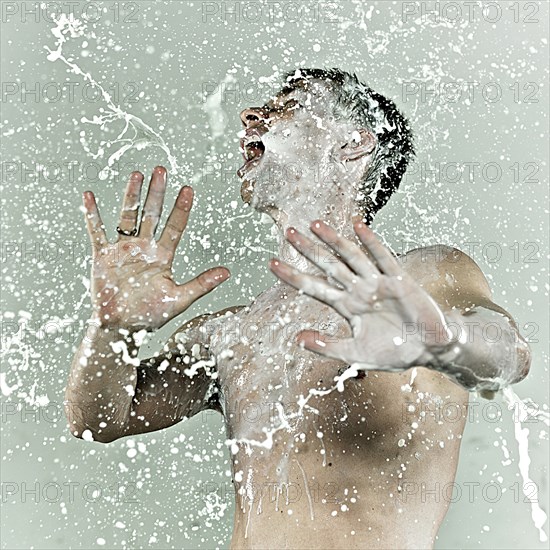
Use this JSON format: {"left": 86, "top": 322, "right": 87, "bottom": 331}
{"left": 191, "top": 264, "right": 469, "bottom": 549}
{"left": 69, "top": 90, "right": 529, "bottom": 548}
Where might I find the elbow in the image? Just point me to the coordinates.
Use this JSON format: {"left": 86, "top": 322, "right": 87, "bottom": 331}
{"left": 511, "top": 339, "right": 531, "bottom": 384}
{"left": 65, "top": 402, "right": 124, "bottom": 444}
{"left": 67, "top": 424, "right": 121, "bottom": 444}
{"left": 64, "top": 397, "right": 126, "bottom": 444}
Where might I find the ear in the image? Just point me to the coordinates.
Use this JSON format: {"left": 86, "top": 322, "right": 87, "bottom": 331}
{"left": 338, "top": 129, "right": 377, "bottom": 162}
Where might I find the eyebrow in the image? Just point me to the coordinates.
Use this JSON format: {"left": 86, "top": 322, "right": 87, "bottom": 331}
{"left": 263, "top": 85, "right": 306, "bottom": 111}
{"left": 263, "top": 78, "right": 310, "bottom": 110}
{"left": 263, "top": 92, "right": 290, "bottom": 110}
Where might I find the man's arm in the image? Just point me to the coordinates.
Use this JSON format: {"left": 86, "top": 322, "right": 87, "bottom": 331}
{"left": 65, "top": 167, "right": 230, "bottom": 442}
{"left": 269, "top": 221, "right": 531, "bottom": 396}
{"left": 399, "top": 244, "right": 531, "bottom": 396}
{"left": 65, "top": 314, "right": 217, "bottom": 443}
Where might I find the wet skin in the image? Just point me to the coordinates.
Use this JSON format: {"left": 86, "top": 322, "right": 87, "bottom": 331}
{"left": 66, "top": 79, "right": 530, "bottom": 549}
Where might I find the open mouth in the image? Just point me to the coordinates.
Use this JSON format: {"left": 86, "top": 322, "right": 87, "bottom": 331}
{"left": 244, "top": 140, "right": 265, "bottom": 162}
{"left": 237, "top": 130, "right": 266, "bottom": 177}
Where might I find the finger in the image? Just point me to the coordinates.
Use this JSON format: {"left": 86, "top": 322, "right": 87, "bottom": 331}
{"left": 83, "top": 191, "right": 108, "bottom": 253}
{"left": 309, "top": 220, "right": 378, "bottom": 277}
{"left": 353, "top": 221, "right": 403, "bottom": 276}
{"left": 285, "top": 227, "right": 355, "bottom": 288}
{"left": 175, "top": 267, "right": 230, "bottom": 310}
{"left": 139, "top": 166, "right": 167, "bottom": 238}
{"left": 117, "top": 171, "right": 144, "bottom": 239}
{"left": 269, "top": 258, "right": 345, "bottom": 311}
{"left": 296, "top": 330, "right": 352, "bottom": 362}
{"left": 158, "top": 186, "right": 193, "bottom": 254}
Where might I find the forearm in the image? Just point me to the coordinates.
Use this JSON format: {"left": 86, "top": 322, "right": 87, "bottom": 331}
{"left": 66, "top": 318, "right": 218, "bottom": 442}
{"left": 67, "top": 169, "right": 229, "bottom": 441}
{"left": 423, "top": 307, "right": 531, "bottom": 395}
{"left": 65, "top": 320, "right": 141, "bottom": 442}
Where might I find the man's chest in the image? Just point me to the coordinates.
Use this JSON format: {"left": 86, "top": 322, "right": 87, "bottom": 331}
{"left": 208, "top": 285, "right": 346, "bottom": 393}
{"left": 203, "top": 286, "right": 449, "bottom": 444}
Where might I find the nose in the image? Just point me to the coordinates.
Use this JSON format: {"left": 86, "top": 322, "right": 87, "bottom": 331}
{"left": 240, "top": 107, "right": 267, "bottom": 126}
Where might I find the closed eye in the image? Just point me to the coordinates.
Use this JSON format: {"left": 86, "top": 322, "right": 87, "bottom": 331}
{"left": 268, "top": 98, "right": 302, "bottom": 112}
{"left": 284, "top": 99, "right": 302, "bottom": 110}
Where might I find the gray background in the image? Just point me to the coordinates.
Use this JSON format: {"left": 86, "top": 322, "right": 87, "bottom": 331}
{"left": 1, "top": 1, "right": 548, "bottom": 548}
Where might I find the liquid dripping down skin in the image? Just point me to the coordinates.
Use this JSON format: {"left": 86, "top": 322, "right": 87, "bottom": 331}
{"left": 295, "top": 458, "right": 315, "bottom": 521}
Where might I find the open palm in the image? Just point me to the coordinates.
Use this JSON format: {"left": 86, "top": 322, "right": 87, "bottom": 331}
{"left": 83, "top": 167, "right": 229, "bottom": 330}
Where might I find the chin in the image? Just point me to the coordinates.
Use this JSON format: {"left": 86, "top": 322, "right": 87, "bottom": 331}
{"left": 240, "top": 178, "right": 254, "bottom": 204}
{"left": 237, "top": 159, "right": 270, "bottom": 205}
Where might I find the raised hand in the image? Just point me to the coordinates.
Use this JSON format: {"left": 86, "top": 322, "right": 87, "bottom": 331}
{"left": 83, "top": 166, "right": 230, "bottom": 330}
{"left": 269, "top": 221, "right": 452, "bottom": 371}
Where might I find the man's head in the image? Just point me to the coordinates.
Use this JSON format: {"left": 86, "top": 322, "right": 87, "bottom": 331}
{"left": 237, "top": 68, "right": 414, "bottom": 226}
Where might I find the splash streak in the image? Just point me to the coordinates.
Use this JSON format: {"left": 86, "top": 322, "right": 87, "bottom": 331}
{"left": 502, "top": 387, "right": 549, "bottom": 542}
{"left": 44, "top": 13, "right": 181, "bottom": 178}
{"left": 226, "top": 363, "right": 363, "bottom": 453}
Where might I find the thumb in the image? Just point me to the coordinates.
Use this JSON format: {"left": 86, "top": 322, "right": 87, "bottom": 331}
{"left": 297, "top": 329, "right": 330, "bottom": 352}
{"left": 175, "top": 267, "right": 230, "bottom": 310}
{"left": 297, "top": 330, "right": 350, "bottom": 362}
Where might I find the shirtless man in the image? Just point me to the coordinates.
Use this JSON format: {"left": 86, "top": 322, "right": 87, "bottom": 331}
{"left": 65, "top": 68, "right": 531, "bottom": 549}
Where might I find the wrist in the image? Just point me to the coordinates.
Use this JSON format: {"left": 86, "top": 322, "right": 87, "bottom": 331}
{"left": 423, "top": 341, "right": 463, "bottom": 368}
{"left": 417, "top": 310, "right": 465, "bottom": 366}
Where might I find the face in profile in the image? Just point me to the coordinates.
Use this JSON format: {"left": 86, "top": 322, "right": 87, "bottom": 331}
{"left": 237, "top": 79, "right": 371, "bottom": 213}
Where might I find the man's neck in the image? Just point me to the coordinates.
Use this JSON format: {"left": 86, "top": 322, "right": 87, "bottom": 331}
{"left": 266, "top": 199, "right": 360, "bottom": 274}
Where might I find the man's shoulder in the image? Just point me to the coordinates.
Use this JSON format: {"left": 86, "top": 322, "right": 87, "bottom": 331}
{"left": 399, "top": 244, "right": 493, "bottom": 305}
{"left": 399, "top": 244, "right": 483, "bottom": 277}
{"left": 168, "top": 305, "right": 246, "bottom": 348}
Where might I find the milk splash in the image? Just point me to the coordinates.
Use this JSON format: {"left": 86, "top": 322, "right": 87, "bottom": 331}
{"left": 38, "top": 6, "right": 548, "bottom": 547}
{"left": 502, "top": 387, "right": 549, "bottom": 543}
{"left": 226, "top": 363, "right": 367, "bottom": 453}
{"left": 44, "top": 13, "right": 181, "bottom": 178}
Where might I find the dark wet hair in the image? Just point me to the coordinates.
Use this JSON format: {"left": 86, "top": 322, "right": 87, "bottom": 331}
{"left": 281, "top": 68, "right": 415, "bottom": 225}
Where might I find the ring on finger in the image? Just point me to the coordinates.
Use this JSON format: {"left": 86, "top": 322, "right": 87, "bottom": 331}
{"left": 116, "top": 226, "right": 137, "bottom": 237}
